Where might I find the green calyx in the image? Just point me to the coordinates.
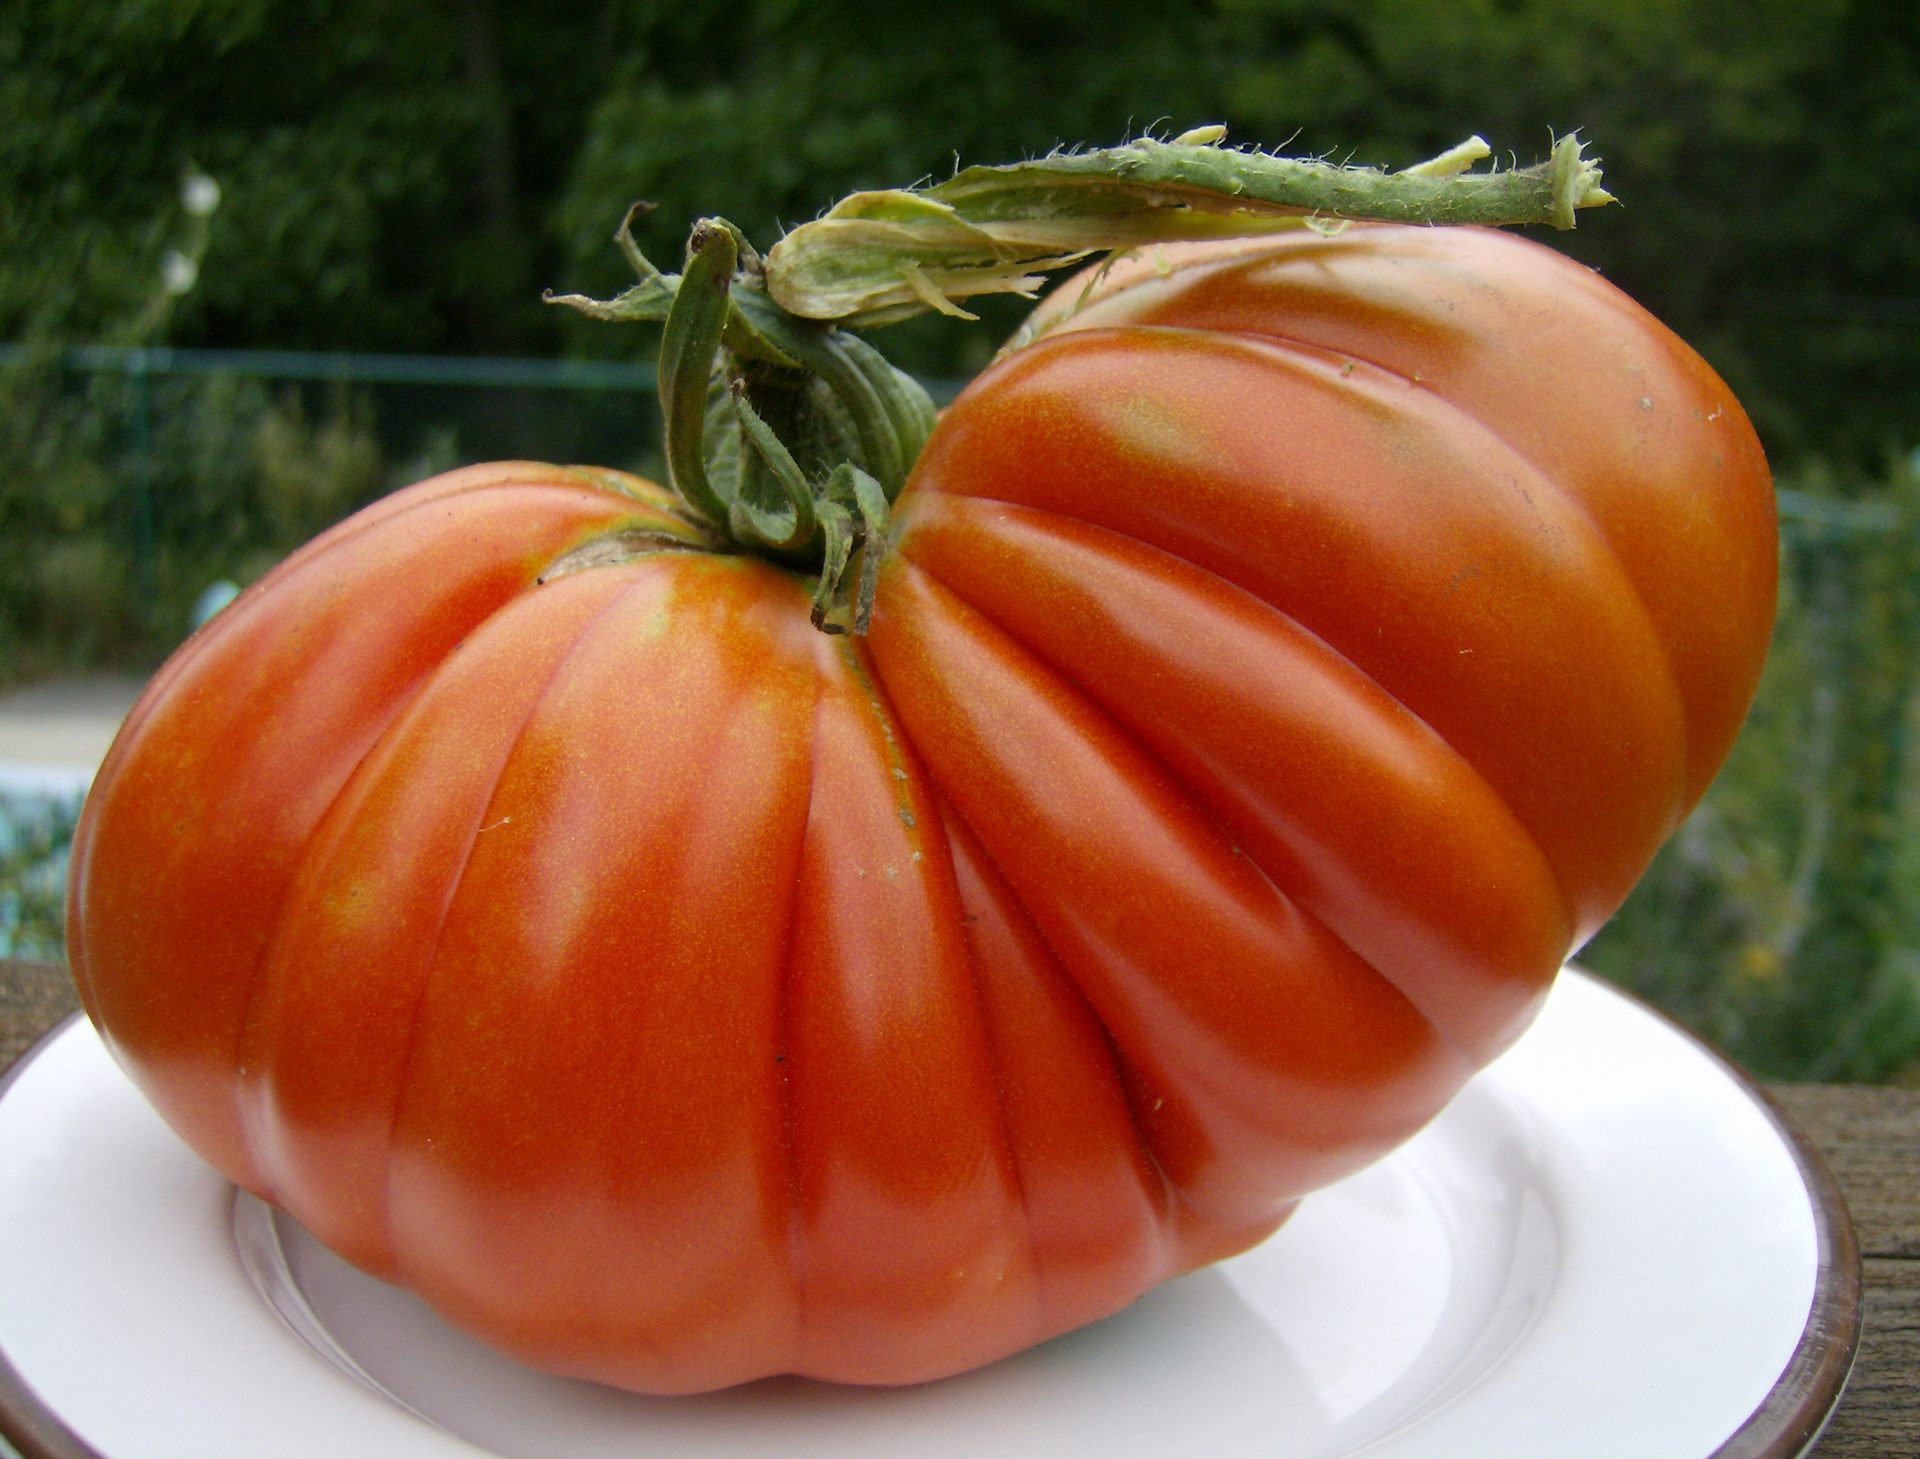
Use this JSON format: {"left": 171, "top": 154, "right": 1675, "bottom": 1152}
{"left": 548, "top": 126, "right": 1617, "bottom": 632}
{"left": 549, "top": 208, "right": 935, "bottom": 633}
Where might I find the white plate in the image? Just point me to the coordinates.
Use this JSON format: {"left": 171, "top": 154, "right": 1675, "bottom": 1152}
{"left": 0, "top": 968, "right": 1857, "bottom": 1459}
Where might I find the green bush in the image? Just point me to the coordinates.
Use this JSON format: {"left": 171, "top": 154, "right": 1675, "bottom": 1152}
{"left": 0, "top": 363, "right": 458, "bottom": 684}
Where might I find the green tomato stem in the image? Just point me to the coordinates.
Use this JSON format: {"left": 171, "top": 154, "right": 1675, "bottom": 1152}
{"left": 764, "top": 131, "right": 1614, "bottom": 325}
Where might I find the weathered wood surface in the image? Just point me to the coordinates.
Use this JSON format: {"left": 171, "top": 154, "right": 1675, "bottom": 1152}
{"left": 1769, "top": 1083, "right": 1920, "bottom": 1458}
{"left": 2, "top": 957, "right": 1914, "bottom": 1454}
{"left": 0, "top": 958, "right": 76, "bottom": 1075}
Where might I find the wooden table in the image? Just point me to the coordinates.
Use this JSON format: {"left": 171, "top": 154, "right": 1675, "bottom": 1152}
{"left": 2, "top": 956, "right": 1914, "bottom": 1455}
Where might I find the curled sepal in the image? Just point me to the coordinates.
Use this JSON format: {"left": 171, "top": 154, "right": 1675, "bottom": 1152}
{"left": 810, "top": 499, "right": 856, "bottom": 635}
{"left": 727, "top": 381, "right": 817, "bottom": 552}
{"left": 765, "top": 129, "right": 1616, "bottom": 324}
{"left": 544, "top": 201, "right": 680, "bottom": 324}
{"left": 657, "top": 220, "right": 739, "bottom": 533}
{"left": 845, "top": 464, "right": 890, "bottom": 635}
{"left": 808, "top": 464, "right": 890, "bottom": 634}
{"left": 547, "top": 204, "right": 803, "bottom": 371}
{"left": 543, "top": 273, "right": 679, "bottom": 324}
{"left": 727, "top": 288, "right": 936, "bottom": 501}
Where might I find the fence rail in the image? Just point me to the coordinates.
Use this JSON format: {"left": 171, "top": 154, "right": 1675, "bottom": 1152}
{"left": 0, "top": 342, "right": 969, "bottom": 401}
{"left": 0, "top": 342, "right": 655, "bottom": 391}
{"left": 4, "top": 341, "right": 1880, "bottom": 533}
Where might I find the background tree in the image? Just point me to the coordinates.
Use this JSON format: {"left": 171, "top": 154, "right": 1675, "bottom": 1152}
{"left": 6, "top": 0, "right": 1915, "bottom": 461}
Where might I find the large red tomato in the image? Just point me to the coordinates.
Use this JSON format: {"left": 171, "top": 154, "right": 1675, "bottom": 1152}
{"left": 68, "top": 225, "right": 1775, "bottom": 1393}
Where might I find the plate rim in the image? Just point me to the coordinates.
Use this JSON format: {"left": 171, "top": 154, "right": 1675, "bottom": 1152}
{"left": 0, "top": 972, "right": 1864, "bottom": 1459}
{"left": 1617, "top": 980, "right": 1862, "bottom": 1459}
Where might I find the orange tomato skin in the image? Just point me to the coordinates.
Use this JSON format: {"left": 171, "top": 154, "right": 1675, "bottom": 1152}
{"left": 69, "top": 226, "right": 1775, "bottom": 1392}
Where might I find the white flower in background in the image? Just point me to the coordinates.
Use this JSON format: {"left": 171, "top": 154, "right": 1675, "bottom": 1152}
{"left": 161, "top": 249, "right": 199, "bottom": 295}
{"left": 181, "top": 170, "right": 221, "bottom": 217}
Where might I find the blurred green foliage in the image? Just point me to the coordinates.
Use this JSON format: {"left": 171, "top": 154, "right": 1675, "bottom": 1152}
{"left": 0, "top": 358, "right": 458, "bottom": 679}
{"left": 5, "top": 0, "right": 1916, "bottom": 457}
{"left": 0, "top": 787, "right": 79, "bottom": 963}
{"left": 3, "top": 1, "right": 1919, "bottom": 1078}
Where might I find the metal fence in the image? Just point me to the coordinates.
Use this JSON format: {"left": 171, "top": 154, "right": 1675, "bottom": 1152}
{"left": 4, "top": 339, "right": 1878, "bottom": 530}
{"left": 1, "top": 343, "right": 660, "bottom": 595}
{"left": 0, "top": 344, "right": 974, "bottom": 613}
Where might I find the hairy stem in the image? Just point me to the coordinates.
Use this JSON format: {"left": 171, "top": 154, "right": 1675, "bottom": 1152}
{"left": 766, "top": 130, "right": 1613, "bottom": 325}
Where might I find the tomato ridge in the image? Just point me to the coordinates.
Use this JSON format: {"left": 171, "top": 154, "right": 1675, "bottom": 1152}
{"left": 929, "top": 783, "right": 1051, "bottom": 1335}
{"left": 928, "top": 779, "right": 1186, "bottom": 1267}
{"left": 1016, "top": 223, "right": 1764, "bottom": 812}
{"left": 832, "top": 629, "right": 1054, "bottom": 1346}
{"left": 775, "top": 642, "right": 826, "bottom": 1376}
{"left": 296, "top": 465, "right": 691, "bottom": 579}
{"left": 873, "top": 556, "right": 1461, "bottom": 1234}
{"left": 854, "top": 591, "right": 1188, "bottom": 1249}
{"left": 230, "top": 651, "right": 446, "bottom": 1214}
{"left": 894, "top": 486, "right": 1582, "bottom": 972}
{"left": 373, "top": 572, "right": 652, "bottom": 1284}
{"left": 914, "top": 321, "right": 1693, "bottom": 937}
{"left": 1192, "top": 319, "right": 1698, "bottom": 807}
{"left": 893, "top": 542, "right": 1473, "bottom": 1067}
{"left": 926, "top": 766, "right": 1264, "bottom": 1264}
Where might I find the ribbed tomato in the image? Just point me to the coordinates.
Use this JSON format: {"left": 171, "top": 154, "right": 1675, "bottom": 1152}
{"left": 68, "top": 224, "right": 1776, "bottom": 1393}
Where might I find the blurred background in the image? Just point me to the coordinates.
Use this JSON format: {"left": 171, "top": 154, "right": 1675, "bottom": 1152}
{"left": 3, "top": 0, "right": 1917, "bottom": 1082}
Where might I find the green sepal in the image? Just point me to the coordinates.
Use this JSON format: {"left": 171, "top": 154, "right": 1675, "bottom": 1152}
{"left": 728, "top": 381, "right": 818, "bottom": 552}
{"left": 811, "top": 498, "right": 857, "bottom": 634}
{"left": 548, "top": 205, "right": 804, "bottom": 370}
{"left": 657, "top": 220, "right": 738, "bottom": 532}
{"left": 845, "top": 464, "right": 889, "bottom": 634}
